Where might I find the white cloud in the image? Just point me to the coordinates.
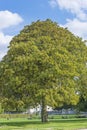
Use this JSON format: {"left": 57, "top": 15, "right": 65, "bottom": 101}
{"left": 49, "top": 0, "right": 87, "bottom": 40}
{"left": 0, "top": 32, "right": 13, "bottom": 45}
{"left": 0, "top": 10, "right": 23, "bottom": 60}
{"left": 0, "top": 51, "right": 7, "bottom": 61}
{"left": 55, "top": 0, "right": 87, "bottom": 20}
{"left": 0, "top": 10, "right": 23, "bottom": 30}
{"left": 0, "top": 32, "right": 13, "bottom": 60}
{"left": 60, "top": 19, "right": 87, "bottom": 40}
{"left": 49, "top": 0, "right": 57, "bottom": 8}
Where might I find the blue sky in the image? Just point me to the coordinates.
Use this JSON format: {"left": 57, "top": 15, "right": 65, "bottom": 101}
{"left": 0, "top": 0, "right": 87, "bottom": 60}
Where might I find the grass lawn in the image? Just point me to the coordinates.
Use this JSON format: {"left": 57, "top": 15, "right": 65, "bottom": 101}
{"left": 0, "top": 117, "right": 87, "bottom": 130}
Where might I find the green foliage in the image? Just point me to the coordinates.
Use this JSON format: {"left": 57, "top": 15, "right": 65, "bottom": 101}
{"left": 0, "top": 19, "right": 87, "bottom": 121}
{"left": 0, "top": 103, "right": 4, "bottom": 114}
{"left": 2, "top": 98, "right": 25, "bottom": 112}
{"left": 76, "top": 66, "right": 87, "bottom": 112}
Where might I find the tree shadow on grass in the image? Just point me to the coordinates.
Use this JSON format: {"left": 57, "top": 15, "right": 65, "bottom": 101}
{"left": 0, "top": 118, "right": 87, "bottom": 127}
{"left": 0, "top": 119, "right": 42, "bottom": 127}
{"left": 50, "top": 118, "right": 87, "bottom": 125}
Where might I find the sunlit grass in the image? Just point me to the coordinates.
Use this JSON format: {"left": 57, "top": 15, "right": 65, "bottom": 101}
{"left": 0, "top": 116, "right": 87, "bottom": 130}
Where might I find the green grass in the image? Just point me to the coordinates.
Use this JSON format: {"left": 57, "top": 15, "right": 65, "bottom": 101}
{"left": 0, "top": 116, "right": 87, "bottom": 130}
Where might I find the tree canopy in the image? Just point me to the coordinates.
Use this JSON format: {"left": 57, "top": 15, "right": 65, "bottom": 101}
{"left": 0, "top": 19, "right": 87, "bottom": 122}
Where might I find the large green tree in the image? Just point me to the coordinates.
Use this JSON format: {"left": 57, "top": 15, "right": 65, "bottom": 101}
{"left": 0, "top": 19, "right": 87, "bottom": 122}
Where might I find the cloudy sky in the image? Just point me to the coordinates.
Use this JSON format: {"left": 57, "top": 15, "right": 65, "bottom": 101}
{"left": 0, "top": 0, "right": 87, "bottom": 60}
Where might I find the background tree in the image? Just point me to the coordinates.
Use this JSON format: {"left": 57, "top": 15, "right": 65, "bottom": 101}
{"left": 0, "top": 19, "right": 87, "bottom": 122}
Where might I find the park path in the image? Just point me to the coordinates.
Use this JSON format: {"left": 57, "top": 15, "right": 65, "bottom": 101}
{"left": 79, "top": 129, "right": 87, "bottom": 130}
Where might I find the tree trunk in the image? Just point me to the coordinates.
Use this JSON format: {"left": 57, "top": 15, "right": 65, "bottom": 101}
{"left": 41, "top": 96, "right": 48, "bottom": 123}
